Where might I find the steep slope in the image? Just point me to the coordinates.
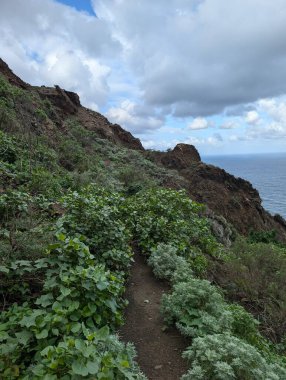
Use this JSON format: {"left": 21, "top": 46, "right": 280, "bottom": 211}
{"left": 148, "top": 144, "right": 286, "bottom": 239}
{"left": 1, "top": 57, "right": 285, "bottom": 241}
{"left": 0, "top": 58, "right": 143, "bottom": 151}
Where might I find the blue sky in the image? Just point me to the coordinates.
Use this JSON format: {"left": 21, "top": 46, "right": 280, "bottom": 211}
{"left": 1, "top": 0, "right": 286, "bottom": 155}
{"left": 56, "top": 0, "right": 95, "bottom": 16}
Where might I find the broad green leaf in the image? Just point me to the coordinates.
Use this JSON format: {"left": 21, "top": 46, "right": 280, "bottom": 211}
{"left": 72, "top": 360, "right": 89, "bottom": 376}
{"left": 86, "top": 360, "right": 99, "bottom": 375}
{"left": 15, "top": 330, "right": 32, "bottom": 345}
{"left": 36, "top": 329, "right": 49, "bottom": 339}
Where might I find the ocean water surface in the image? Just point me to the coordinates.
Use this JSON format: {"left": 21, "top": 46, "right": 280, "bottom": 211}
{"left": 203, "top": 153, "right": 286, "bottom": 219}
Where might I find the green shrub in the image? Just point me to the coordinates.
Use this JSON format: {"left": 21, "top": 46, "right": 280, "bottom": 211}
{"left": 59, "top": 187, "right": 132, "bottom": 270}
{"left": 0, "top": 130, "right": 17, "bottom": 163}
{"left": 117, "top": 165, "right": 157, "bottom": 195}
{"left": 161, "top": 278, "right": 233, "bottom": 337}
{"left": 28, "top": 167, "right": 62, "bottom": 196}
{"left": 218, "top": 237, "right": 286, "bottom": 342}
{"left": 181, "top": 333, "right": 286, "bottom": 380}
{"left": 226, "top": 304, "right": 270, "bottom": 353}
{"left": 0, "top": 308, "right": 145, "bottom": 379}
{"left": 0, "top": 234, "right": 137, "bottom": 378}
{"left": 125, "top": 188, "right": 218, "bottom": 265}
{"left": 248, "top": 229, "right": 278, "bottom": 244}
{"left": 24, "top": 333, "right": 147, "bottom": 379}
{"left": 34, "top": 108, "right": 48, "bottom": 122}
{"left": 58, "top": 138, "right": 87, "bottom": 171}
{"left": 148, "top": 243, "right": 192, "bottom": 281}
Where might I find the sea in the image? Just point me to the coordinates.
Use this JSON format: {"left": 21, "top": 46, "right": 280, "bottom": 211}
{"left": 202, "top": 153, "right": 286, "bottom": 219}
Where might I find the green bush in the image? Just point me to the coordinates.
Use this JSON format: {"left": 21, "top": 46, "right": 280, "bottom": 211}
{"left": 226, "top": 304, "right": 270, "bottom": 353}
{"left": 161, "top": 278, "right": 233, "bottom": 338}
{"left": 0, "top": 234, "right": 139, "bottom": 378}
{"left": 125, "top": 188, "right": 218, "bottom": 271}
{"left": 181, "top": 333, "right": 286, "bottom": 380}
{"left": 0, "top": 309, "right": 145, "bottom": 379}
{"left": 218, "top": 237, "right": 286, "bottom": 342}
{"left": 28, "top": 167, "right": 62, "bottom": 196}
{"left": 147, "top": 243, "right": 192, "bottom": 281}
{"left": 0, "top": 130, "right": 17, "bottom": 163}
{"left": 59, "top": 187, "right": 132, "bottom": 270}
{"left": 25, "top": 333, "right": 147, "bottom": 379}
{"left": 248, "top": 229, "right": 279, "bottom": 244}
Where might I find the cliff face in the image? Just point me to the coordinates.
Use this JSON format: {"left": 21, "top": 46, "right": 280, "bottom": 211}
{"left": 1, "top": 58, "right": 285, "bottom": 240}
{"left": 0, "top": 58, "right": 29, "bottom": 89}
{"left": 150, "top": 146, "right": 286, "bottom": 241}
{"left": 150, "top": 143, "right": 201, "bottom": 170}
{"left": 0, "top": 59, "right": 143, "bottom": 151}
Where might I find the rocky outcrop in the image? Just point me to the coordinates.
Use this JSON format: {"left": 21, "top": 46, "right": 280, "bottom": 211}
{"left": 0, "top": 58, "right": 29, "bottom": 89}
{"left": 150, "top": 143, "right": 201, "bottom": 170}
{"left": 153, "top": 151, "right": 286, "bottom": 241}
{"left": 33, "top": 87, "right": 143, "bottom": 150}
{"left": 76, "top": 107, "right": 144, "bottom": 150}
{"left": 0, "top": 58, "right": 143, "bottom": 151}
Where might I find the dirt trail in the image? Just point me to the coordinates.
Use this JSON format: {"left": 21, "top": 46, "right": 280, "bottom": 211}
{"left": 119, "top": 252, "right": 189, "bottom": 380}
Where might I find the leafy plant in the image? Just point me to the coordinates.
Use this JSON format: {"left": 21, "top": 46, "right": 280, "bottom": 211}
{"left": 161, "top": 278, "right": 233, "bottom": 338}
{"left": 125, "top": 188, "right": 218, "bottom": 272}
{"left": 216, "top": 237, "right": 286, "bottom": 342}
{"left": 59, "top": 186, "right": 132, "bottom": 270}
{"left": 181, "top": 334, "right": 286, "bottom": 380}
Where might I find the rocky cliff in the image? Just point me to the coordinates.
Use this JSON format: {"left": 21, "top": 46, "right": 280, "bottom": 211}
{"left": 148, "top": 145, "right": 286, "bottom": 241}
{"left": 0, "top": 58, "right": 143, "bottom": 151}
{"left": 1, "top": 58, "right": 285, "bottom": 241}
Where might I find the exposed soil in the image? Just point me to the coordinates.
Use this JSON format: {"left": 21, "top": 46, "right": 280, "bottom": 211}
{"left": 119, "top": 252, "right": 189, "bottom": 380}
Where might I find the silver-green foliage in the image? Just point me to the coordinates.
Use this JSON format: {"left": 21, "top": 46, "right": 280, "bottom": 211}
{"left": 147, "top": 243, "right": 193, "bottom": 281}
{"left": 161, "top": 278, "right": 232, "bottom": 338}
{"left": 181, "top": 333, "right": 286, "bottom": 380}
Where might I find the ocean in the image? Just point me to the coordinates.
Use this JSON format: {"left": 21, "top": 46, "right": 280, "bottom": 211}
{"left": 203, "top": 153, "right": 286, "bottom": 219}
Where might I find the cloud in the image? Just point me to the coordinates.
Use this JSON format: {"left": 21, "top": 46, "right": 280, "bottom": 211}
{"left": 220, "top": 120, "right": 238, "bottom": 129}
{"left": 106, "top": 100, "right": 164, "bottom": 134}
{"left": 188, "top": 117, "right": 210, "bottom": 130}
{"left": 0, "top": 0, "right": 120, "bottom": 109}
{"left": 245, "top": 111, "right": 260, "bottom": 125}
{"left": 94, "top": 0, "right": 286, "bottom": 117}
{"left": 231, "top": 97, "right": 286, "bottom": 141}
{"left": 2, "top": 0, "right": 286, "bottom": 152}
{"left": 185, "top": 132, "right": 223, "bottom": 146}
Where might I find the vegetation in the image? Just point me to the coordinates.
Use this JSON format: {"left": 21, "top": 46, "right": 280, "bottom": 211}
{"left": 181, "top": 334, "right": 286, "bottom": 380}
{"left": 1, "top": 73, "right": 286, "bottom": 379}
{"left": 212, "top": 237, "right": 286, "bottom": 343}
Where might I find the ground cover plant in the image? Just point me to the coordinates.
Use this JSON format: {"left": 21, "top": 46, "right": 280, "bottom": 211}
{"left": 144, "top": 215, "right": 286, "bottom": 378}
{"left": 0, "top": 190, "right": 147, "bottom": 379}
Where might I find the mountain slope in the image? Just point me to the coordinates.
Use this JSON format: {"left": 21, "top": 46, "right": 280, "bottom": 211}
{"left": 1, "top": 57, "right": 285, "bottom": 242}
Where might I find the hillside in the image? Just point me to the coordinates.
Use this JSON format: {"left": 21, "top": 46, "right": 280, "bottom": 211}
{"left": 1, "top": 58, "right": 285, "bottom": 242}
{"left": 1, "top": 58, "right": 286, "bottom": 379}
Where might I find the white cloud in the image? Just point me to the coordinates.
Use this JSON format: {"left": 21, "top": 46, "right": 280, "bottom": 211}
{"left": 185, "top": 133, "right": 223, "bottom": 146}
{"left": 188, "top": 117, "right": 209, "bottom": 130}
{"left": 230, "top": 97, "right": 286, "bottom": 141}
{"left": 245, "top": 110, "right": 260, "bottom": 125}
{"left": 0, "top": 0, "right": 120, "bottom": 110}
{"left": 106, "top": 100, "right": 164, "bottom": 134}
{"left": 94, "top": 0, "right": 286, "bottom": 116}
{"left": 2, "top": 0, "right": 286, "bottom": 153}
{"left": 220, "top": 120, "right": 238, "bottom": 129}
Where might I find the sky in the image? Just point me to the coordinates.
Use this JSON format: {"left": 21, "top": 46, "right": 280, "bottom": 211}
{"left": 1, "top": 0, "right": 286, "bottom": 155}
